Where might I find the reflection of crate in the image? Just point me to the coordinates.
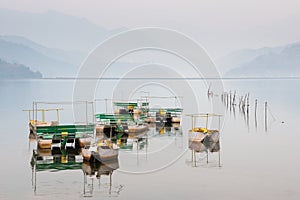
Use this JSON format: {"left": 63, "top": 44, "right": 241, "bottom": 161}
{"left": 188, "top": 131, "right": 207, "bottom": 142}
{"left": 189, "top": 140, "right": 207, "bottom": 152}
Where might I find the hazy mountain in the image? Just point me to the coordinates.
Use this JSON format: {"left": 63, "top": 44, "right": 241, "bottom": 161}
{"left": 216, "top": 46, "right": 284, "bottom": 76}
{"left": 0, "top": 35, "right": 85, "bottom": 66}
{"left": 0, "top": 38, "right": 78, "bottom": 77}
{"left": 217, "top": 42, "right": 300, "bottom": 77}
{"left": 0, "top": 8, "right": 125, "bottom": 52}
{"left": 0, "top": 59, "right": 42, "bottom": 79}
{"left": 0, "top": 8, "right": 126, "bottom": 77}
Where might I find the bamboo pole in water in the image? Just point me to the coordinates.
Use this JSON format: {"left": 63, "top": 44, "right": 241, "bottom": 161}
{"left": 232, "top": 90, "right": 236, "bottom": 106}
{"left": 229, "top": 91, "right": 232, "bottom": 107}
{"left": 255, "top": 99, "right": 258, "bottom": 129}
{"left": 240, "top": 95, "right": 243, "bottom": 109}
{"left": 226, "top": 93, "right": 229, "bottom": 108}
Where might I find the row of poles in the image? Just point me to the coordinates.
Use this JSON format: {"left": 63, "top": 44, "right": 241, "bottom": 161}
{"left": 219, "top": 90, "right": 269, "bottom": 131}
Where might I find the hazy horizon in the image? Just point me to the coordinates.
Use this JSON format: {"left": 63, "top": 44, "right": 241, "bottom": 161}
{"left": 0, "top": 0, "right": 299, "bottom": 59}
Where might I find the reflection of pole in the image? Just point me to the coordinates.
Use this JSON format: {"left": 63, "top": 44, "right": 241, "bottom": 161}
{"left": 146, "top": 135, "right": 148, "bottom": 160}
{"left": 265, "top": 102, "right": 268, "bottom": 132}
{"left": 83, "top": 172, "right": 86, "bottom": 195}
{"left": 109, "top": 172, "right": 112, "bottom": 196}
{"left": 193, "top": 150, "right": 196, "bottom": 167}
{"left": 34, "top": 162, "right": 36, "bottom": 194}
{"left": 247, "top": 94, "right": 250, "bottom": 129}
{"left": 206, "top": 152, "right": 209, "bottom": 164}
{"left": 136, "top": 139, "right": 139, "bottom": 165}
{"left": 32, "top": 156, "right": 37, "bottom": 194}
{"left": 92, "top": 178, "right": 94, "bottom": 194}
{"left": 218, "top": 150, "right": 221, "bottom": 167}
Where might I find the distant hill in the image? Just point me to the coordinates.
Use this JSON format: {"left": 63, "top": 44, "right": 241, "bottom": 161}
{"left": 0, "top": 59, "right": 42, "bottom": 79}
{"left": 0, "top": 8, "right": 126, "bottom": 77}
{"left": 216, "top": 46, "right": 283, "bottom": 75}
{"left": 0, "top": 38, "right": 78, "bottom": 77}
{"left": 0, "top": 8, "right": 125, "bottom": 52}
{"left": 217, "top": 42, "right": 300, "bottom": 77}
{"left": 0, "top": 35, "right": 85, "bottom": 66}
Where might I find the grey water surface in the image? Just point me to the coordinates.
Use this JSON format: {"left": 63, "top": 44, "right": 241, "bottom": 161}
{"left": 0, "top": 79, "right": 299, "bottom": 200}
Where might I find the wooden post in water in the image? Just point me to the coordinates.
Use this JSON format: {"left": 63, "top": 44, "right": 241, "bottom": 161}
{"left": 247, "top": 93, "right": 250, "bottom": 113}
{"left": 265, "top": 101, "right": 268, "bottom": 132}
{"left": 254, "top": 99, "right": 257, "bottom": 116}
{"left": 229, "top": 91, "right": 232, "bottom": 108}
{"left": 226, "top": 93, "right": 229, "bottom": 108}
{"left": 221, "top": 93, "right": 224, "bottom": 104}
{"left": 239, "top": 96, "right": 242, "bottom": 110}
{"left": 232, "top": 90, "right": 236, "bottom": 106}
{"left": 255, "top": 99, "right": 258, "bottom": 129}
{"left": 246, "top": 93, "right": 250, "bottom": 128}
{"left": 243, "top": 94, "right": 247, "bottom": 112}
{"left": 242, "top": 95, "right": 245, "bottom": 110}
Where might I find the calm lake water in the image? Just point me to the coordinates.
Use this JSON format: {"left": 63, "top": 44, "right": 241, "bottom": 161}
{"left": 0, "top": 79, "right": 299, "bottom": 200}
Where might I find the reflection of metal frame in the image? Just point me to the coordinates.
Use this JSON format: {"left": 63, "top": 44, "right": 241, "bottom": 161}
{"left": 30, "top": 149, "right": 122, "bottom": 198}
{"left": 30, "top": 148, "right": 83, "bottom": 194}
{"left": 82, "top": 161, "right": 122, "bottom": 197}
{"left": 186, "top": 113, "right": 222, "bottom": 167}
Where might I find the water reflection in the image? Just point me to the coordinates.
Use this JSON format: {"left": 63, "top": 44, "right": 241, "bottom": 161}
{"left": 30, "top": 147, "right": 83, "bottom": 193}
{"left": 30, "top": 146, "right": 122, "bottom": 198}
{"left": 188, "top": 136, "right": 221, "bottom": 167}
{"left": 27, "top": 100, "right": 192, "bottom": 197}
{"left": 82, "top": 160, "right": 122, "bottom": 197}
{"left": 7, "top": 79, "right": 299, "bottom": 199}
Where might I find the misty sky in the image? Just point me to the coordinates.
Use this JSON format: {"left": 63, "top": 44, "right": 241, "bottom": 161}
{"left": 1, "top": 0, "right": 299, "bottom": 58}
